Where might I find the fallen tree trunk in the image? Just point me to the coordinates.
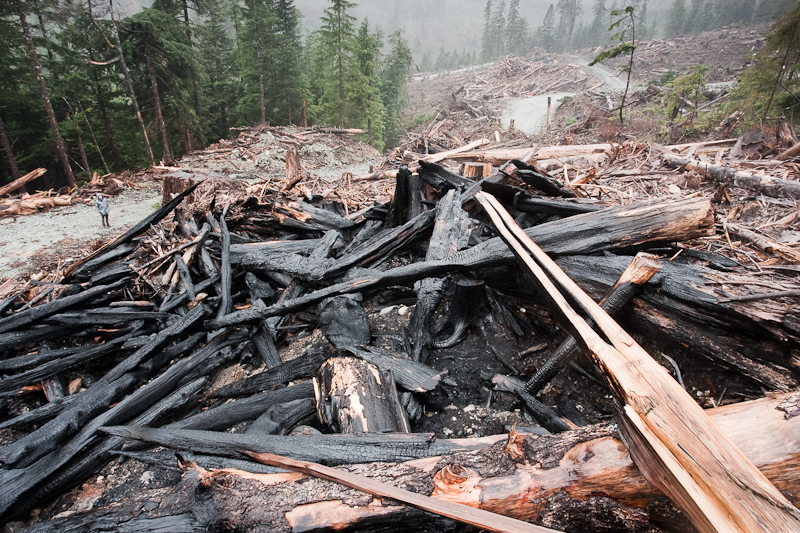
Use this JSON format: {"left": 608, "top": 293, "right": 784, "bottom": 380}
{"left": 19, "top": 393, "right": 800, "bottom": 533}
{"left": 662, "top": 153, "right": 800, "bottom": 200}
{"left": 447, "top": 143, "right": 613, "bottom": 164}
{"left": 207, "top": 197, "right": 715, "bottom": 330}
{"left": 555, "top": 255, "right": 800, "bottom": 390}
{"left": 0, "top": 167, "right": 46, "bottom": 198}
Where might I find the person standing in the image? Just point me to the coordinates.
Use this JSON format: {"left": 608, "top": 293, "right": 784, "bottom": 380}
{"left": 95, "top": 193, "right": 110, "bottom": 227}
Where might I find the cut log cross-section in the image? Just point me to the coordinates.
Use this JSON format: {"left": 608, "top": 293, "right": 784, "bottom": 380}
{"left": 314, "top": 356, "right": 410, "bottom": 434}
{"left": 474, "top": 191, "right": 800, "bottom": 533}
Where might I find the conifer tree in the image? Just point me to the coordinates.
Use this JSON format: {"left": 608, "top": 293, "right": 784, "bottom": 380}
{"left": 381, "top": 29, "right": 412, "bottom": 147}
{"left": 538, "top": 4, "right": 557, "bottom": 51}
{"left": 590, "top": 0, "right": 608, "bottom": 46}
{"left": 700, "top": 0, "right": 716, "bottom": 31}
{"left": 666, "top": 0, "right": 686, "bottom": 37}
{"left": 481, "top": 0, "right": 493, "bottom": 61}
{"left": 237, "top": 0, "right": 277, "bottom": 125}
{"left": 556, "top": 0, "right": 581, "bottom": 52}
{"left": 197, "top": 6, "right": 236, "bottom": 139}
{"left": 351, "top": 18, "right": 384, "bottom": 148}
{"left": 685, "top": 0, "right": 703, "bottom": 34}
{"left": 273, "top": 0, "right": 307, "bottom": 125}
{"left": 491, "top": 0, "right": 507, "bottom": 57}
{"left": 16, "top": 0, "right": 76, "bottom": 186}
{"left": 318, "top": 0, "right": 357, "bottom": 129}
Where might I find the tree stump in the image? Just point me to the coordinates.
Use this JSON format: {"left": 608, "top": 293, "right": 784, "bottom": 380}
{"left": 461, "top": 162, "right": 492, "bottom": 179}
{"left": 161, "top": 171, "right": 204, "bottom": 207}
{"left": 314, "top": 356, "right": 410, "bottom": 434}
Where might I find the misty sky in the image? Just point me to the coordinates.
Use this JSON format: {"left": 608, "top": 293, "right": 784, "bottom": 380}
{"left": 117, "top": 0, "right": 672, "bottom": 58}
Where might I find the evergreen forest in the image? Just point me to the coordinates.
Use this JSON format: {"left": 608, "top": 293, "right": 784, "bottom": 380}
{"left": 0, "top": 0, "right": 413, "bottom": 187}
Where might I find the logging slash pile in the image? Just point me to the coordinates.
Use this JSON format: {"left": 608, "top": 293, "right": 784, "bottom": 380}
{"left": 3, "top": 129, "right": 800, "bottom": 532}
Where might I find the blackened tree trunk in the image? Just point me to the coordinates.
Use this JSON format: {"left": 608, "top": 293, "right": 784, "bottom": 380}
{"left": 144, "top": 37, "right": 173, "bottom": 165}
{"left": 0, "top": 114, "right": 23, "bottom": 193}
{"left": 181, "top": 0, "right": 206, "bottom": 148}
{"left": 17, "top": 0, "right": 76, "bottom": 187}
{"left": 108, "top": 4, "right": 155, "bottom": 168}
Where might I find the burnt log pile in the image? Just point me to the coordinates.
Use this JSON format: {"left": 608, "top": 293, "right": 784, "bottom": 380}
{"left": 3, "top": 137, "right": 800, "bottom": 532}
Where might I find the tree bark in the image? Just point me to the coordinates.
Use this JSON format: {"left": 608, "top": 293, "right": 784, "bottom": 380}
{"left": 95, "top": 82, "right": 122, "bottom": 171}
{"left": 108, "top": 3, "right": 155, "bottom": 168}
{"left": 0, "top": 114, "right": 23, "bottom": 194}
{"left": 181, "top": 0, "right": 206, "bottom": 148}
{"left": 16, "top": 0, "right": 76, "bottom": 188}
{"left": 144, "top": 37, "right": 173, "bottom": 165}
{"left": 75, "top": 131, "right": 91, "bottom": 179}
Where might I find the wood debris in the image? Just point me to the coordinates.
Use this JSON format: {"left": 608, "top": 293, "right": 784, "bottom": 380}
{"left": 2, "top": 125, "right": 800, "bottom": 532}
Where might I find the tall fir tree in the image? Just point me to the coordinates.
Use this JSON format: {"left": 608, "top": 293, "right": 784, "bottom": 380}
{"left": 666, "top": 0, "right": 686, "bottom": 37}
{"left": 538, "top": 4, "right": 557, "bottom": 51}
{"left": 351, "top": 18, "right": 384, "bottom": 148}
{"left": 491, "top": 0, "right": 507, "bottom": 58}
{"left": 590, "top": 0, "right": 608, "bottom": 46}
{"left": 481, "top": 0, "right": 493, "bottom": 61}
{"left": 273, "top": 0, "right": 308, "bottom": 125}
{"left": 685, "top": 0, "right": 703, "bottom": 34}
{"left": 196, "top": 4, "right": 236, "bottom": 141}
{"left": 380, "top": 29, "right": 412, "bottom": 147}
{"left": 317, "top": 0, "right": 357, "bottom": 129}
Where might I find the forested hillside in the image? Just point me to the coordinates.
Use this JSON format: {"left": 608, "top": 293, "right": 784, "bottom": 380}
{"left": 0, "top": 0, "right": 412, "bottom": 188}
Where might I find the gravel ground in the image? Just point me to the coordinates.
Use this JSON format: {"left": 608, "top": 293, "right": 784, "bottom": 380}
{"left": 0, "top": 183, "right": 162, "bottom": 282}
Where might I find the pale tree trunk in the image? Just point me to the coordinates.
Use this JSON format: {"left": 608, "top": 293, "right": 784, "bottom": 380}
{"left": 181, "top": 0, "right": 206, "bottom": 148}
{"left": 144, "top": 37, "right": 173, "bottom": 165}
{"left": 17, "top": 0, "right": 76, "bottom": 187}
{"left": 108, "top": 2, "right": 156, "bottom": 168}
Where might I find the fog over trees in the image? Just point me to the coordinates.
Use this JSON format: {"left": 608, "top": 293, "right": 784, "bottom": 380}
{"left": 0, "top": 0, "right": 796, "bottom": 188}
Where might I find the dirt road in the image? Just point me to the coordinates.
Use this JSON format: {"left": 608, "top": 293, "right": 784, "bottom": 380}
{"left": 568, "top": 55, "right": 629, "bottom": 90}
{"left": 0, "top": 184, "right": 161, "bottom": 282}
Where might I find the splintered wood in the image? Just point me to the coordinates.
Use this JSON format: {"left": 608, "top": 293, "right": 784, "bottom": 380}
{"left": 475, "top": 191, "right": 800, "bottom": 533}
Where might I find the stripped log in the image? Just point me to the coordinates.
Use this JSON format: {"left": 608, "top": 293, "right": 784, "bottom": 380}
{"left": 662, "top": 152, "right": 800, "bottom": 199}
{"left": 0, "top": 167, "right": 46, "bottom": 197}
